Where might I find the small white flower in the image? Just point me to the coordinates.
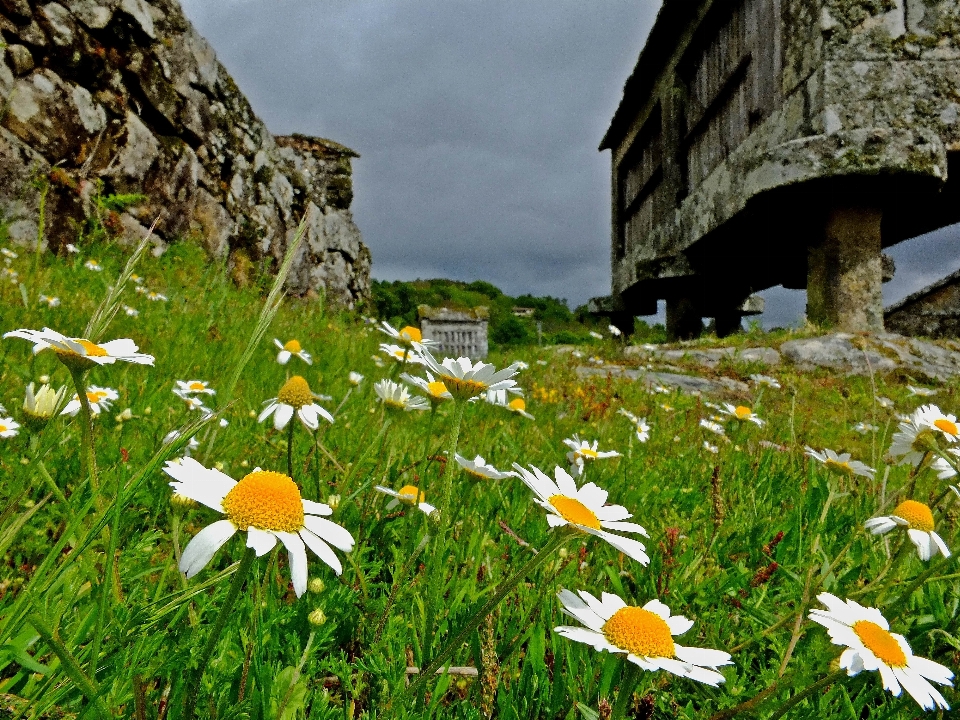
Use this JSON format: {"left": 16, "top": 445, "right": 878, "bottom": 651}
{"left": 455, "top": 454, "right": 516, "bottom": 480}
{"left": 123, "top": 305, "right": 139, "bottom": 317}
{"left": 907, "top": 385, "right": 937, "bottom": 397}
{"left": 808, "top": 593, "right": 953, "bottom": 710}
{"left": 38, "top": 294, "right": 60, "bottom": 308}
{"left": 1, "top": 247, "right": 18, "bottom": 259}
{"left": 259, "top": 376, "right": 334, "bottom": 430}
{"left": 0, "top": 416, "right": 20, "bottom": 438}
{"left": 805, "top": 447, "right": 875, "bottom": 478}
{"left": 146, "top": 291, "right": 168, "bottom": 302}
{"left": 703, "top": 441, "right": 719, "bottom": 454}
{"left": 274, "top": 338, "right": 312, "bottom": 365}
{"left": 853, "top": 422, "right": 879, "bottom": 434}
{"left": 415, "top": 344, "right": 521, "bottom": 402}
{"left": 699, "top": 419, "right": 726, "bottom": 437}
{"left": 374, "top": 484, "right": 436, "bottom": 515}
{"left": 555, "top": 589, "right": 731, "bottom": 685}
{"left": 65, "top": 243, "right": 79, "bottom": 254}
{"left": 61, "top": 386, "right": 119, "bottom": 416}
{"left": 608, "top": 325, "right": 622, "bottom": 337}
{"left": 348, "top": 371, "right": 364, "bottom": 386}
{"left": 563, "top": 434, "right": 621, "bottom": 477}
{"left": 175, "top": 380, "right": 216, "bottom": 396}
{"left": 4, "top": 327, "right": 155, "bottom": 366}
{"left": 163, "top": 429, "right": 200, "bottom": 456}
{"left": 864, "top": 500, "right": 950, "bottom": 561}
{"left": 84, "top": 259, "right": 103, "bottom": 271}
{"left": 617, "top": 408, "right": 650, "bottom": 442}
{"left": 378, "top": 321, "right": 438, "bottom": 348}
{"left": 373, "top": 379, "right": 429, "bottom": 412}
{"left": 749, "top": 374, "right": 780, "bottom": 389}
{"left": 718, "top": 403, "right": 765, "bottom": 426}
{"left": 876, "top": 396, "right": 895, "bottom": 409}
{"left": 173, "top": 388, "right": 211, "bottom": 414}
{"left": 589, "top": 331, "right": 603, "bottom": 340}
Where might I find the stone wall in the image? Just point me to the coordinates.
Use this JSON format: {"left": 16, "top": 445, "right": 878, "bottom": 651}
{"left": 885, "top": 269, "right": 960, "bottom": 338}
{"left": 0, "top": 0, "right": 371, "bottom": 308}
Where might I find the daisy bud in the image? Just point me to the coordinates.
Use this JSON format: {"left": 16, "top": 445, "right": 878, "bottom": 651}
{"left": 308, "top": 578, "right": 325, "bottom": 594}
{"left": 22, "top": 383, "right": 68, "bottom": 431}
{"left": 38, "top": 375, "right": 50, "bottom": 384}
{"left": 327, "top": 494, "right": 341, "bottom": 510}
{"left": 170, "top": 493, "right": 197, "bottom": 509}
{"left": 308, "top": 608, "right": 327, "bottom": 626}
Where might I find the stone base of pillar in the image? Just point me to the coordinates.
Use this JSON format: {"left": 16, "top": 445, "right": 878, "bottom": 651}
{"left": 666, "top": 296, "right": 703, "bottom": 341}
{"left": 714, "top": 312, "right": 743, "bottom": 338}
{"left": 807, "top": 206, "right": 884, "bottom": 332}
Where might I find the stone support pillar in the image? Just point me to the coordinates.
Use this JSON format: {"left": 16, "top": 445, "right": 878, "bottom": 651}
{"left": 806, "top": 207, "right": 883, "bottom": 331}
{"left": 666, "top": 296, "right": 702, "bottom": 340}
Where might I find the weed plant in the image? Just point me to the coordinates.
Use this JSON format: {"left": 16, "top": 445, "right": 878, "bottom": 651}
{"left": 0, "top": 231, "right": 959, "bottom": 719}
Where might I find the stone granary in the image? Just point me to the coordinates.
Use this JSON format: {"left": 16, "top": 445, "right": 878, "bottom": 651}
{"left": 885, "top": 268, "right": 960, "bottom": 337}
{"left": 418, "top": 305, "right": 489, "bottom": 360}
{"left": 593, "top": 0, "right": 960, "bottom": 339}
{"left": 0, "top": 0, "right": 371, "bottom": 308}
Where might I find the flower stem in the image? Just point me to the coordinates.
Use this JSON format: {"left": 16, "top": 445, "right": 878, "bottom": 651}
{"left": 610, "top": 660, "right": 640, "bottom": 720}
{"left": 287, "top": 419, "right": 295, "bottom": 479}
{"left": 183, "top": 547, "right": 257, "bottom": 720}
{"left": 68, "top": 367, "right": 99, "bottom": 496}
{"left": 437, "top": 400, "right": 466, "bottom": 524}
{"left": 407, "top": 529, "right": 569, "bottom": 699}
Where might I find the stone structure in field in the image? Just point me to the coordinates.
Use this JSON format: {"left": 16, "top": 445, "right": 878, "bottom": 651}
{"left": 0, "top": 0, "right": 371, "bottom": 308}
{"left": 885, "top": 269, "right": 960, "bottom": 337}
{"left": 418, "top": 305, "right": 489, "bottom": 359}
{"left": 594, "top": 0, "right": 960, "bottom": 339}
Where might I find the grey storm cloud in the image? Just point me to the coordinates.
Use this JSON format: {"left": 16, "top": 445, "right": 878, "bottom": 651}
{"left": 181, "top": 0, "right": 960, "bottom": 326}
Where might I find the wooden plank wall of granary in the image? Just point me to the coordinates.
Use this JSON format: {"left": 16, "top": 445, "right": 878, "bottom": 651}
{"left": 617, "top": 103, "right": 667, "bottom": 260}
{"left": 681, "top": 0, "right": 781, "bottom": 194}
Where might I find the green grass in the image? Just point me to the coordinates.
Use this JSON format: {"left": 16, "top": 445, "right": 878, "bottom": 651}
{"left": 0, "top": 235, "right": 959, "bottom": 719}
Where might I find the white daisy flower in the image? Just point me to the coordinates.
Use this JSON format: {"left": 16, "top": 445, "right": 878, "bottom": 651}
{"left": 146, "top": 291, "right": 168, "bottom": 302}
{"left": 853, "top": 422, "right": 879, "bottom": 434}
{"left": 135, "top": 285, "right": 148, "bottom": 295}
{"left": 876, "top": 396, "right": 895, "bottom": 409}
{"left": 175, "top": 380, "right": 216, "bottom": 396}
{"left": 805, "top": 447, "right": 875, "bottom": 479}
{"left": 373, "top": 379, "right": 429, "bottom": 412}
{"left": 512, "top": 463, "right": 649, "bottom": 564}
{"left": 455, "top": 454, "right": 516, "bottom": 480}
{"left": 65, "top": 243, "right": 79, "bottom": 254}
{"left": 652, "top": 384, "right": 671, "bottom": 395}
{"left": 380, "top": 343, "right": 425, "bottom": 366}
{"left": 808, "top": 593, "right": 953, "bottom": 710}
{"left": 513, "top": 360, "right": 530, "bottom": 370}
{"left": 914, "top": 405, "right": 960, "bottom": 443}
{"left": 61, "top": 386, "right": 119, "bottom": 416}
{"left": 0, "top": 417, "right": 20, "bottom": 438}
{"left": 4, "top": 327, "right": 155, "bottom": 368}
{"left": 414, "top": 344, "right": 521, "bottom": 402}
{"left": 699, "top": 419, "right": 726, "bottom": 437}
{"left": 273, "top": 338, "right": 312, "bottom": 365}
{"left": 889, "top": 405, "right": 956, "bottom": 467}
{"left": 378, "top": 321, "right": 438, "bottom": 348}
{"left": 589, "top": 331, "right": 603, "bottom": 340}
{"left": 84, "top": 259, "right": 103, "bottom": 271}
{"left": 608, "top": 325, "right": 622, "bottom": 337}
{"left": 564, "top": 435, "right": 621, "bottom": 478}
{"left": 123, "top": 305, "right": 139, "bottom": 317}
{"left": 348, "top": 371, "right": 364, "bottom": 386}
{"left": 23, "top": 382, "right": 67, "bottom": 423}
{"left": 718, "top": 403, "right": 765, "bottom": 426}
{"left": 129, "top": 273, "right": 145, "bottom": 285}
{"left": 173, "top": 388, "right": 211, "bottom": 414}
{"left": 504, "top": 396, "right": 534, "bottom": 419}
{"left": 163, "top": 430, "right": 200, "bottom": 456}
{"left": 864, "top": 500, "right": 951, "bottom": 561}
{"left": 749, "top": 374, "right": 781, "bottom": 389}
{"left": 907, "top": 385, "right": 937, "bottom": 397}
{"left": 703, "top": 442, "right": 719, "bottom": 454}
{"left": 374, "top": 484, "right": 436, "bottom": 515}
{"left": 1, "top": 247, "right": 18, "bottom": 259}
{"left": 2, "top": 268, "right": 17, "bottom": 283}
{"left": 617, "top": 408, "right": 650, "bottom": 442}
{"left": 400, "top": 371, "right": 452, "bottom": 403}
{"left": 259, "top": 376, "right": 334, "bottom": 431}
{"left": 931, "top": 447, "right": 960, "bottom": 480}
{"left": 163, "top": 458, "right": 355, "bottom": 594}
{"left": 555, "top": 589, "right": 732, "bottom": 685}
{"left": 372, "top": 355, "right": 386, "bottom": 368}
{"left": 38, "top": 294, "right": 60, "bottom": 308}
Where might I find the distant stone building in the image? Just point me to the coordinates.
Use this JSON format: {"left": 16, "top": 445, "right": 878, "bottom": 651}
{"left": 886, "top": 270, "right": 960, "bottom": 338}
{"left": 594, "top": 0, "right": 960, "bottom": 340}
{"left": 418, "top": 305, "right": 489, "bottom": 359}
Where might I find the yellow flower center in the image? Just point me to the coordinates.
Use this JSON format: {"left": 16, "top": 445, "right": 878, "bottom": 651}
{"left": 549, "top": 494, "right": 601, "bottom": 530}
{"left": 825, "top": 458, "right": 852, "bottom": 474}
{"left": 189, "top": 382, "right": 206, "bottom": 391}
{"left": 277, "top": 376, "right": 313, "bottom": 408}
{"left": 283, "top": 339, "right": 302, "bottom": 353}
{"left": 399, "top": 326, "right": 422, "bottom": 343}
{"left": 578, "top": 446, "right": 599, "bottom": 459}
{"left": 893, "top": 500, "right": 935, "bottom": 532}
{"left": 86, "top": 392, "right": 104, "bottom": 404}
{"left": 427, "top": 381, "right": 448, "bottom": 398}
{"left": 734, "top": 406, "right": 752, "bottom": 420}
{"left": 0, "top": 424, "right": 7, "bottom": 433}
{"left": 221, "top": 470, "right": 305, "bottom": 532}
{"left": 55, "top": 338, "right": 108, "bottom": 357}
{"left": 442, "top": 376, "right": 488, "bottom": 397}
{"left": 934, "top": 418, "right": 958, "bottom": 436}
{"left": 397, "top": 484, "right": 425, "bottom": 504}
{"left": 852, "top": 620, "right": 906, "bottom": 667}
{"left": 602, "top": 607, "right": 675, "bottom": 658}
{"left": 509, "top": 398, "right": 526, "bottom": 412}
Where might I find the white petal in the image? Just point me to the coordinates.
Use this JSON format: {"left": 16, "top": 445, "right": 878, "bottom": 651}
{"left": 601, "top": 520, "right": 649, "bottom": 536}
{"left": 667, "top": 615, "right": 695, "bottom": 636}
{"left": 276, "top": 531, "right": 308, "bottom": 597}
{"left": 257, "top": 401, "right": 278, "bottom": 424}
{"left": 586, "top": 527, "right": 649, "bottom": 565}
{"left": 908, "top": 528, "right": 933, "bottom": 561}
{"left": 674, "top": 644, "right": 732, "bottom": 668}
{"left": 302, "top": 515, "right": 356, "bottom": 552}
{"left": 273, "top": 403, "right": 294, "bottom": 430}
{"left": 878, "top": 662, "right": 902, "bottom": 695}
{"left": 909, "top": 656, "right": 955, "bottom": 686}
{"left": 298, "top": 405, "right": 319, "bottom": 430}
{"left": 554, "top": 466, "right": 579, "bottom": 497}
{"left": 545, "top": 513, "right": 568, "bottom": 528}
{"left": 302, "top": 499, "right": 333, "bottom": 516}
{"left": 931, "top": 531, "right": 951, "bottom": 558}
{"left": 554, "top": 626, "right": 610, "bottom": 650}
{"left": 180, "top": 520, "right": 236, "bottom": 578}
{"left": 245, "top": 527, "right": 278, "bottom": 556}
{"left": 299, "top": 528, "right": 343, "bottom": 575}
{"left": 277, "top": 350, "right": 291, "bottom": 364}
{"left": 642, "top": 599, "right": 671, "bottom": 621}
{"left": 893, "top": 665, "right": 941, "bottom": 709}
{"left": 577, "top": 482, "right": 609, "bottom": 508}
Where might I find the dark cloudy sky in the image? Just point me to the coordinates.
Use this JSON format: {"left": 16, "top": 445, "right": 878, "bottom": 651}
{"left": 180, "top": 0, "right": 960, "bottom": 328}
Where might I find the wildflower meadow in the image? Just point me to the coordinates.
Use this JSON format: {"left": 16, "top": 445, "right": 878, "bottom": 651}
{"left": 2, "top": 223, "right": 960, "bottom": 719}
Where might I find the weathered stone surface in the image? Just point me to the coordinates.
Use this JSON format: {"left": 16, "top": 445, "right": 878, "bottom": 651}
{"left": 780, "top": 333, "right": 899, "bottom": 373}
{"left": 576, "top": 365, "right": 749, "bottom": 395}
{"left": 0, "top": 0, "right": 370, "bottom": 308}
{"left": 624, "top": 345, "right": 781, "bottom": 368}
{"left": 885, "top": 269, "right": 960, "bottom": 339}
